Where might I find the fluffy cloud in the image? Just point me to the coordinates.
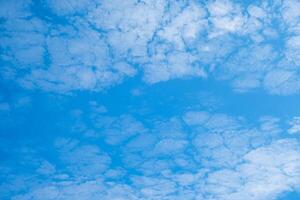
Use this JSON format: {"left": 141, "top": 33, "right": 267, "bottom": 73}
{"left": 3, "top": 0, "right": 300, "bottom": 94}
{"left": 4, "top": 1, "right": 300, "bottom": 199}
{"left": 3, "top": 108, "right": 300, "bottom": 199}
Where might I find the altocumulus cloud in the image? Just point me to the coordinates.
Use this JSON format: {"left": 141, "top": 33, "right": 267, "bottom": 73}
{"left": 2, "top": 0, "right": 300, "bottom": 94}
{"left": 2, "top": 107, "right": 300, "bottom": 200}
{"left": 2, "top": 0, "right": 300, "bottom": 200}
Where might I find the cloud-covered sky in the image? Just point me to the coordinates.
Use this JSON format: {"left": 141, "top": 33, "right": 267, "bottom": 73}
{"left": 1, "top": 0, "right": 300, "bottom": 199}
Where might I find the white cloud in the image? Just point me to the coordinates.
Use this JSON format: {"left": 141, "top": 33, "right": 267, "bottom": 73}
{"left": 95, "top": 115, "right": 147, "bottom": 145}
{"left": 54, "top": 138, "right": 111, "bottom": 177}
{"left": 263, "top": 70, "right": 300, "bottom": 95}
{"left": 157, "top": 3, "right": 207, "bottom": 48}
{"left": 288, "top": 117, "right": 300, "bottom": 134}
{"left": 152, "top": 139, "right": 188, "bottom": 155}
{"left": 183, "top": 111, "right": 210, "bottom": 126}
{"left": 4, "top": 109, "right": 300, "bottom": 200}
{"left": 247, "top": 5, "right": 266, "bottom": 19}
{"left": 3, "top": 0, "right": 300, "bottom": 94}
{"left": 36, "top": 161, "right": 56, "bottom": 175}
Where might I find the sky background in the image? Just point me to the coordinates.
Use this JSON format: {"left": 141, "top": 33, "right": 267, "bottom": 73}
{"left": 1, "top": 0, "right": 300, "bottom": 199}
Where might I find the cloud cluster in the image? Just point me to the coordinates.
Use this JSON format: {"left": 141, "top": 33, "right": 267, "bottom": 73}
{"left": 3, "top": 108, "right": 300, "bottom": 200}
{"left": 2, "top": 0, "right": 300, "bottom": 94}
{"left": 3, "top": 1, "right": 300, "bottom": 199}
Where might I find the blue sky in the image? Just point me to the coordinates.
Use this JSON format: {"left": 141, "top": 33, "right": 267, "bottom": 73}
{"left": 1, "top": 0, "right": 300, "bottom": 199}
